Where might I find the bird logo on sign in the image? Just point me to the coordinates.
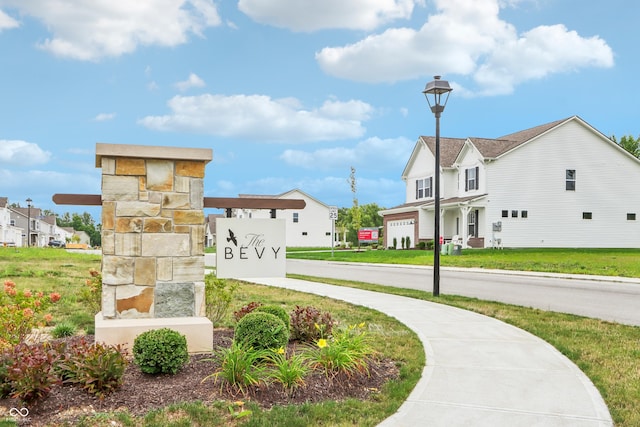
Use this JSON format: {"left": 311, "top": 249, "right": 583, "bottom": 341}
{"left": 227, "top": 229, "right": 238, "bottom": 246}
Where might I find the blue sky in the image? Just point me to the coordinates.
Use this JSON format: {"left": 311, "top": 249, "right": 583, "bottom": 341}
{"left": 0, "top": 0, "right": 636, "bottom": 221}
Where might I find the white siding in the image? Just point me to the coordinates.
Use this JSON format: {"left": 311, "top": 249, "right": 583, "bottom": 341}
{"left": 405, "top": 144, "right": 435, "bottom": 203}
{"left": 278, "top": 192, "right": 332, "bottom": 247}
{"left": 235, "top": 190, "right": 333, "bottom": 247}
{"left": 486, "top": 120, "right": 640, "bottom": 248}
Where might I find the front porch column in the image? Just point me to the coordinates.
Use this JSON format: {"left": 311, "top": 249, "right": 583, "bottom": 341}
{"left": 460, "top": 205, "right": 470, "bottom": 248}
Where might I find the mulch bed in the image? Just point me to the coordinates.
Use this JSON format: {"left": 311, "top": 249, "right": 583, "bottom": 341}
{"left": 0, "top": 329, "right": 399, "bottom": 426}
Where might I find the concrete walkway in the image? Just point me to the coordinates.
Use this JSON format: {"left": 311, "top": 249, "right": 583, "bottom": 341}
{"left": 246, "top": 277, "right": 613, "bottom": 427}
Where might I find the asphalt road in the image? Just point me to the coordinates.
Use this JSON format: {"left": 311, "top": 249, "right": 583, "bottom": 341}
{"left": 286, "top": 259, "right": 640, "bottom": 327}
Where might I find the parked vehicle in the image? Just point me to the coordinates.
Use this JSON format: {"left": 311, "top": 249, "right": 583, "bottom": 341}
{"left": 48, "top": 240, "right": 66, "bottom": 248}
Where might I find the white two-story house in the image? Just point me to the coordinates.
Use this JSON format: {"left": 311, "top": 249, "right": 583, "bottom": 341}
{"left": 229, "top": 189, "right": 334, "bottom": 247}
{"left": 380, "top": 116, "right": 640, "bottom": 249}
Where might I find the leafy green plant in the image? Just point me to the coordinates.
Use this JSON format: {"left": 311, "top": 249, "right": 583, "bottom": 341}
{"left": 304, "top": 323, "right": 375, "bottom": 378}
{"left": 205, "top": 274, "right": 238, "bottom": 325}
{"left": 203, "top": 341, "right": 270, "bottom": 394}
{"left": 133, "top": 328, "right": 189, "bottom": 375}
{"left": 3, "top": 342, "right": 59, "bottom": 404}
{"left": 58, "top": 338, "right": 127, "bottom": 397}
{"left": 234, "top": 312, "right": 289, "bottom": 351}
{"left": 266, "top": 348, "right": 309, "bottom": 394}
{"left": 233, "top": 301, "right": 262, "bottom": 322}
{"left": 51, "top": 321, "right": 76, "bottom": 338}
{"left": 255, "top": 305, "right": 290, "bottom": 331}
{"left": 289, "top": 305, "right": 335, "bottom": 343}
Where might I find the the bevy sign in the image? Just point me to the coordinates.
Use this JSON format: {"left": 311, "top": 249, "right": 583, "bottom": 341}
{"left": 215, "top": 218, "right": 286, "bottom": 278}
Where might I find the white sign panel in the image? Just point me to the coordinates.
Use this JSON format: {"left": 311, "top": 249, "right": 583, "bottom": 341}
{"left": 329, "top": 206, "right": 338, "bottom": 220}
{"left": 216, "top": 218, "right": 286, "bottom": 278}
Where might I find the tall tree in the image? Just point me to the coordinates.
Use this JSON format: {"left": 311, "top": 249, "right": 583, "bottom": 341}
{"left": 349, "top": 166, "right": 361, "bottom": 249}
{"left": 611, "top": 134, "right": 640, "bottom": 158}
{"left": 56, "top": 211, "right": 101, "bottom": 247}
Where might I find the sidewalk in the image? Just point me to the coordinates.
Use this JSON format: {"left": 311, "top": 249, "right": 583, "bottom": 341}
{"left": 247, "top": 277, "right": 613, "bottom": 427}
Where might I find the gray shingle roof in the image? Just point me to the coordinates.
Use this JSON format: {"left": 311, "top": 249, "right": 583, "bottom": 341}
{"left": 420, "top": 117, "right": 572, "bottom": 163}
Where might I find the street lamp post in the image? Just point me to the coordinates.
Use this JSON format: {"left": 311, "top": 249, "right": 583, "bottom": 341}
{"left": 26, "top": 198, "right": 32, "bottom": 247}
{"left": 423, "top": 76, "right": 452, "bottom": 297}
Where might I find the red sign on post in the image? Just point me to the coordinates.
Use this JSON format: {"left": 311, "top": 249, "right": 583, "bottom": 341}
{"left": 358, "top": 228, "right": 378, "bottom": 242}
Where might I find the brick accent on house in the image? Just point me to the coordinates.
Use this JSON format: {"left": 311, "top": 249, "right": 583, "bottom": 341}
{"left": 382, "top": 211, "right": 419, "bottom": 249}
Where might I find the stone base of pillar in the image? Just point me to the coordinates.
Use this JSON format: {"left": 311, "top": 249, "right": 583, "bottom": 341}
{"left": 94, "top": 313, "right": 213, "bottom": 354}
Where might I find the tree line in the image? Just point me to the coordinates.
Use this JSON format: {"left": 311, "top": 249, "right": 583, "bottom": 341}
{"left": 612, "top": 134, "right": 640, "bottom": 158}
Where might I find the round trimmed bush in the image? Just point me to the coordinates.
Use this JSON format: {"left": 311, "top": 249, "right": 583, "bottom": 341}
{"left": 234, "top": 312, "right": 289, "bottom": 351}
{"left": 255, "top": 305, "right": 290, "bottom": 331}
{"left": 133, "top": 328, "right": 189, "bottom": 375}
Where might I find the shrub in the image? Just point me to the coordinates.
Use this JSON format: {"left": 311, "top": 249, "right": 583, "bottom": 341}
{"left": 3, "top": 342, "right": 59, "bottom": 404}
{"left": 0, "top": 279, "right": 60, "bottom": 347}
{"left": 392, "top": 237, "right": 397, "bottom": 249}
{"left": 233, "top": 301, "right": 263, "bottom": 322}
{"left": 57, "top": 338, "right": 127, "bottom": 397}
{"left": 406, "top": 236, "right": 411, "bottom": 249}
{"left": 234, "top": 312, "right": 289, "bottom": 351}
{"left": 133, "top": 328, "right": 189, "bottom": 375}
{"left": 418, "top": 241, "right": 426, "bottom": 250}
{"left": 255, "top": 305, "right": 290, "bottom": 332}
{"left": 205, "top": 274, "right": 238, "bottom": 326}
{"left": 80, "top": 269, "right": 102, "bottom": 315}
{"left": 51, "top": 321, "right": 76, "bottom": 338}
{"left": 290, "top": 305, "right": 335, "bottom": 343}
{"left": 203, "top": 341, "right": 270, "bottom": 394}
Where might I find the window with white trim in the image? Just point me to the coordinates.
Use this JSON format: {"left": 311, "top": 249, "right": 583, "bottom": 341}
{"left": 465, "top": 167, "right": 479, "bottom": 191}
{"left": 566, "top": 169, "right": 576, "bottom": 191}
{"left": 293, "top": 212, "right": 299, "bottom": 223}
{"left": 467, "top": 209, "right": 478, "bottom": 237}
{"left": 415, "top": 177, "right": 433, "bottom": 199}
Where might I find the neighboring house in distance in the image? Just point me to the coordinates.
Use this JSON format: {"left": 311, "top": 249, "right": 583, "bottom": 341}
{"left": 204, "top": 213, "right": 225, "bottom": 248}
{"left": 8, "top": 203, "right": 70, "bottom": 247}
{"left": 72, "top": 230, "right": 91, "bottom": 246}
{"left": 0, "top": 197, "right": 23, "bottom": 246}
{"left": 380, "top": 116, "right": 640, "bottom": 249}
{"left": 231, "top": 189, "right": 334, "bottom": 247}
{"left": 61, "top": 227, "right": 77, "bottom": 243}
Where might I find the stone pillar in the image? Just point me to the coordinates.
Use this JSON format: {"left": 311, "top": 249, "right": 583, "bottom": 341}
{"left": 94, "top": 143, "right": 213, "bottom": 353}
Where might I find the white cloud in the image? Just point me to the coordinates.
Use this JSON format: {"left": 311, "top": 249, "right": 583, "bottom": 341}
{"left": 280, "top": 136, "right": 414, "bottom": 170}
{"left": 0, "top": 0, "right": 221, "bottom": 60}
{"left": 0, "top": 9, "right": 19, "bottom": 30}
{"left": 175, "top": 73, "right": 206, "bottom": 91}
{"left": 93, "top": 113, "right": 116, "bottom": 122}
{"left": 238, "top": 0, "right": 419, "bottom": 32}
{"left": 138, "top": 94, "right": 372, "bottom": 142}
{"left": 315, "top": 0, "right": 614, "bottom": 94}
{"left": 0, "top": 140, "right": 51, "bottom": 165}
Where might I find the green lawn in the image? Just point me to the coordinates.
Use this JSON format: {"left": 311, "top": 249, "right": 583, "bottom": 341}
{"left": 1, "top": 247, "right": 639, "bottom": 426}
{"left": 287, "top": 247, "right": 640, "bottom": 278}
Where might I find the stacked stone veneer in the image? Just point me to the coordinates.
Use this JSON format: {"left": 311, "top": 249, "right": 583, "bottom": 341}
{"left": 96, "top": 143, "right": 212, "bottom": 320}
